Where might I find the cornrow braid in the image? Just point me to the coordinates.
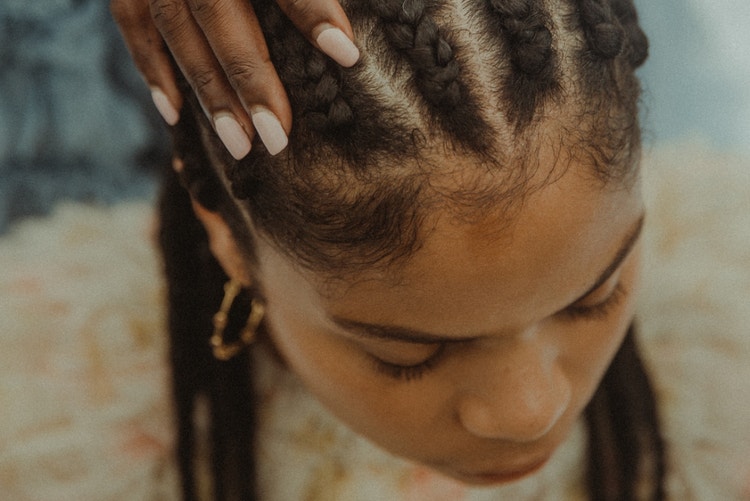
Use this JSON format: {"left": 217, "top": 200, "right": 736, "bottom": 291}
{"left": 610, "top": 0, "right": 649, "bottom": 68}
{"left": 485, "top": 0, "right": 560, "bottom": 128}
{"left": 257, "top": 1, "right": 355, "bottom": 135}
{"left": 234, "top": 0, "right": 422, "bottom": 175}
{"left": 556, "top": 0, "right": 647, "bottom": 185}
{"left": 304, "top": 54, "right": 355, "bottom": 132}
{"left": 573, "top": 0, "right": 626, "bottom": 60}
{"left": 358, "top": 0, "right": 492, "bottom": 152}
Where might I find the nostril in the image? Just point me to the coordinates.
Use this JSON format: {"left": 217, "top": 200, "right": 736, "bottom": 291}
{"left": 458, "top": 369, "right": 572, "bottom": 442}
{"left": 519, "top": 388, "right": 570, "bottom": 440}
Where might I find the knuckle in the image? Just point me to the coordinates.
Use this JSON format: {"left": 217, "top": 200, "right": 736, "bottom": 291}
{"left": 223, "top": 58, "right": 264, "bottom": 88}
{"left": 189, "top": 67, "right": 220, "bottom": 95}
{"left": 186, "top": 0, "right": 231, "bottom": 33}
{"left": 278, "top": 0, "right": 325, "bottom": 32}
{"left": 149, "top": 0, "right": 188, "bottom": 32}
{"left": 186, "top": 0, "right": 220, "bottom": 18}
{"left": 284, "top": 0, "right": 314, "bottom": 16}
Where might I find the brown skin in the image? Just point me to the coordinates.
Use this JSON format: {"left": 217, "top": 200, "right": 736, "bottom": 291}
{"left": 194, "top": 152, "right": 644, "bottom": 486}
{"left": 111, "top": 0, "right": 356, "bottom": 157}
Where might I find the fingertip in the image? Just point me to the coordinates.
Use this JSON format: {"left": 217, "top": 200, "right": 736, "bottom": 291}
{"left": 315, "top": 26, "right": 360, "bottom": 67}
{"left": 214, "top": 113, "right": 253, "bottom": 160}
{"left": 251, "top": 107, "right": 289, "bottom": 156}
{"left": 150, "top": 87, "right": 180, "bottom": 126}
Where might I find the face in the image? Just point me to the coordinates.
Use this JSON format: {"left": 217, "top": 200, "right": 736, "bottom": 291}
{"left": 229, "top": 154, "right": 644, "bottom": 485}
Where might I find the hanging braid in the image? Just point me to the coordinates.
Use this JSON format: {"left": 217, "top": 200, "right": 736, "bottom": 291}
{"left": 585, "top": 326, "right": 666, "bottom": 500}
{"left": 158, "top": 178, "right": 256, "bottom": 501}
{"left": 159, "top": 103, "right": 259, "bottom": 500}
{"left": 157, "top": 1, "right": 666, "bottom": 499}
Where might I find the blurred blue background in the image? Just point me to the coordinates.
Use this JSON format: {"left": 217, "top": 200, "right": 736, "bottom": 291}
{"left": 0, "top": 1, "right": 167, "bottom": 233}
{"left": 636, "top": 0, "right": 750, "bottom": 154}
{"left": 1, "top": 0, "right": 748, "bottom": 233}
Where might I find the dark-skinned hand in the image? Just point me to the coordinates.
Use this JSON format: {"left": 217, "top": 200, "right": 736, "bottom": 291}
{"left": 111, "top": 0, "right": 359, "bottom": 158}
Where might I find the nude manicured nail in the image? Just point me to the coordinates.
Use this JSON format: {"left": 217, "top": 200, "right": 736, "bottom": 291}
{"left": 316, "top": 27, "right": 360, "bottom": 67}
{"left": 150, "top": 88, "right": 179, "bottom": 126}
{"left": 251, "top": 107, "right": 288, "bottom": 156}
{"left": 214, "top": 114, "right": 252, "bottom": 160}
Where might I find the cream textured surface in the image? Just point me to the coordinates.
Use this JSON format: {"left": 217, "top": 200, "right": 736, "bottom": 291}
{"left": 1, "top": 142, "right": 749, "bottom": 499}
{"left": 0, "top": 203, "right": 178, "bottom": 500}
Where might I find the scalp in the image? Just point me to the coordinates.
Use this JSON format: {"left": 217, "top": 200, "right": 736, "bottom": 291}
{"left": 176, "top": 0, "right": 649, "bottom": 275}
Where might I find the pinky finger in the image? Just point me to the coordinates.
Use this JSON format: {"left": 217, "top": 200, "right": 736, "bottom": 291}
{"left": 111, "top": 0, "right": 182, "bottom": 125}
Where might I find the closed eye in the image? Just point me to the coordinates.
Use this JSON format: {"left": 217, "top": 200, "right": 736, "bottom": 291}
{"left": 369, "top": 343, "right": 447, "bottom": 382}
{"left": 561, "top": 281, "right": 626, "bottom": 320}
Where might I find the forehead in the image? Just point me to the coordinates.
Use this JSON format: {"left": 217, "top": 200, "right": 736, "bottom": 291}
{"left": 254, "top": 156, "right": 643, "bottom": 335}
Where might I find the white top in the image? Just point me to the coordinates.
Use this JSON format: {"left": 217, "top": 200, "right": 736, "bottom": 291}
{"left": 1, "top": 141, "right": 749, "bottom": 500}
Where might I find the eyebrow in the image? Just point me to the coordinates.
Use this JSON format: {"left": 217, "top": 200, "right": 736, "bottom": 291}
{"left": 331, "top": 214, "right": 646, "bottom": 345}
{"left": 571, "top": 213, "right": 645, "bottom": 304}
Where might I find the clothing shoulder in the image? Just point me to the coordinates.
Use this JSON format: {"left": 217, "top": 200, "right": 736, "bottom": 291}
{"left": 638, "top": 142, "right": 750, "bottom": 499}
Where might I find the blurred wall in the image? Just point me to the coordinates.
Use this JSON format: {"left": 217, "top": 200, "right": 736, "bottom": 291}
{"left": 636, "top": 0, "right": 750, "bottom": 154}
{"left": 0, "top": 0, "right": 167, "bottom": 233}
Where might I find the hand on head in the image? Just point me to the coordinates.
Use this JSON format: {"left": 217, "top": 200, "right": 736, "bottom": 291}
{"left": 110, "top": 0, "right": 360, "bottom": 159}
{"left": 148, "top": 1, "right": 665, "bottom": 497}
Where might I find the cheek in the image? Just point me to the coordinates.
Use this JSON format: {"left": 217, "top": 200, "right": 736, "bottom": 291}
{"left": 261, "top": 303, "right": 452, "bottom": 460}
{"left": 262, "top": 303, "right": 408, "bottom": 429}
{"left": 263, "top": 303, "right": 361, "bottom": 400}
{"left": 562, "top": 254, "right": 642, "bottom": 407}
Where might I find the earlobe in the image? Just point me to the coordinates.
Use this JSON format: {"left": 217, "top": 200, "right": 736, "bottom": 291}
{"left": 191, "top": 198, "right": 253, "bottom": 287}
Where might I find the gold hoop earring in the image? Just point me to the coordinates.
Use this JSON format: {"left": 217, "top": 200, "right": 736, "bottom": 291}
{"left": 210, "top": 280, "right": 265, "bottom": 361}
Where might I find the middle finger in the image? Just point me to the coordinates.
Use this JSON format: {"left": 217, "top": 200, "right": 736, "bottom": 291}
{"left": 187, "top": 0, "right": 291, "bottom": 155}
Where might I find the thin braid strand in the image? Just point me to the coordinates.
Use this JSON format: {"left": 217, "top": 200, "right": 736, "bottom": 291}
{"left": 609, "top": 0, "right": 649, "bottom": 67}
{"left": 486, "top": 0, "right": 560, "bottom": 129}
{"left": 573, "top": 0, "right": 625, "bottom": 59}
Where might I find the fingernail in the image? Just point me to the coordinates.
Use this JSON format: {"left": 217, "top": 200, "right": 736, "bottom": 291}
{"left": 251, "top": 107, "right": 288, "bottom": 156}
{"left": 316, "top": 27, "right": 360, "bottom": 68}
{"left": 150, "top": 88, "right": 179, "bottom": 126}
{"left": 214, "top": 114, "right": 252, "bottom": 160}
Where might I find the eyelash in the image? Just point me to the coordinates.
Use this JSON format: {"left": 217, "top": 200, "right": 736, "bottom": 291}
{"left": 372, "top": 344, "right": 447, "bottom": 382}
{"left": 371, "top": 281, "right": 627, "bottom": 382}
{"left": 562, "top": 281, "right": 626, "bottom": 320}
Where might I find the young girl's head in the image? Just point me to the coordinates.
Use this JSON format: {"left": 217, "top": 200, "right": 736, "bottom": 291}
{"left": 172, "top": 0, "right": 654, "bottom": 489}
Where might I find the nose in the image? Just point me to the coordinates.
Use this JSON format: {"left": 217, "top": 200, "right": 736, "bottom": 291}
{"left": 457, "top": 342, "right": 571, "bottom": 442}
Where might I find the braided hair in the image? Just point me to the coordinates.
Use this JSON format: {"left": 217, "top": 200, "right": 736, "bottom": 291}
{"left": 157, "top": 0, "right": 663, "bottom": 499}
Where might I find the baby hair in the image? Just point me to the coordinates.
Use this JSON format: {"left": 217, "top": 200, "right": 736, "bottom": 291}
{"left": 158, "top": 0, "right": 664, "bottom": 499}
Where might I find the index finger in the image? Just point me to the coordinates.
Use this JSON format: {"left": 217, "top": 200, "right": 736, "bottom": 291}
{"left": 187, "top": 0, "right": 359, "bottom": 155}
